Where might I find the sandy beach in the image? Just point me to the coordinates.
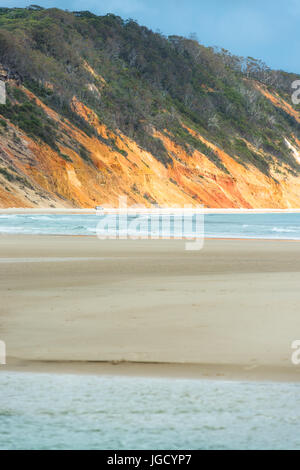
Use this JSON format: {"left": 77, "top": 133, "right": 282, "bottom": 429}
{"left": 1, "top": 235, "right": 300, "bottom": 381}
{"left": 2, "top": 208, "right": 300, "bottom": 214}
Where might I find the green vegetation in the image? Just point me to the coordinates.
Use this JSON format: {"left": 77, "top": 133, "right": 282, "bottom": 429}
{"left": 0, "top": 167, "right": 33, "bottom": 188}
{"left": 60, "top": 153, "right": 73, "bottom": 162}
{"left": 0, "top": 7, "right": 299, "bottom": 174}
{"left": 0, "top": 118, "right": 7, "bottom": 129}
{"left": 0, "top": 86, "right": 59, "bottom": 151}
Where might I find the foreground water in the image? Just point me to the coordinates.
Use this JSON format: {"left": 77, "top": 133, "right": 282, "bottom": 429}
{"left": 1, "top": 212, "right": 300, "bottom": 239}
{"left": 0, "top": 372, "right": 300, "bottom": 450}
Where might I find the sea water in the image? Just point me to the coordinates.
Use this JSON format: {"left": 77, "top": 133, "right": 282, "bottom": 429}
{"left": 1, "top": 212, "right": 300, "bottom": 239}
{"left": 0, "top": 372, "right": 300, "bottom": 450}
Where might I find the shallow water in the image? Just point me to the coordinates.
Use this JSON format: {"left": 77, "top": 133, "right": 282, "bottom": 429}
{"left": 0, "top": 372, "right": 300, "bottom": 449}
{"left": 1, "top": 213, "right": 300, "bottom": 239}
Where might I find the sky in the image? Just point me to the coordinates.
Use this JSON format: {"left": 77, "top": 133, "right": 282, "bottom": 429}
{"left": 1, "top": 0, "right": 300, "bottom": 74}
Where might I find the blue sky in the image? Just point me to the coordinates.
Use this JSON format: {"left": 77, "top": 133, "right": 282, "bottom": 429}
{"left": 2, "top": 0, "right": 300, "bottom": 73}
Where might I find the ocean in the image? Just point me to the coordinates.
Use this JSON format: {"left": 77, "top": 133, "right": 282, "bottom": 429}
{"left": 0, "top": 372, "right": 300, "bottom": 450}
{"left": 1, "top": 212, "right": 300, "bottom": 239}
{"left": 0, "top": 370, "right": 300, "bottom": 450}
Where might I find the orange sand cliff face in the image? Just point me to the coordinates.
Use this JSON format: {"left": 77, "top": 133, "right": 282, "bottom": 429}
{"left": 254, "top": 82, "right": 300, "bottom": 125}
{"left": 0, "top": 84, "right": 300, "bottom": 208}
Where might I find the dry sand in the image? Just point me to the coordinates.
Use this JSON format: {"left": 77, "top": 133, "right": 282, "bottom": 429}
{"left": 1, "top": 235, "right": 300, "bottom": 381}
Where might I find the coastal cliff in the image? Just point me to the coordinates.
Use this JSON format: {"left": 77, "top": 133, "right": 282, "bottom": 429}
{"left": 0, "top": 7, "right": 300, "bottom": 208}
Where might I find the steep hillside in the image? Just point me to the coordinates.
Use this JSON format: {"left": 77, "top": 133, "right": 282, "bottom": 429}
{"left": 0, "top": 6, "right": 300, "bottom": 208}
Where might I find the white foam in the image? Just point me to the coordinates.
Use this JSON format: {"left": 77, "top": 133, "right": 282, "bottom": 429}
{"left": 271, "top": 227, "right": 298, "bottom": 233}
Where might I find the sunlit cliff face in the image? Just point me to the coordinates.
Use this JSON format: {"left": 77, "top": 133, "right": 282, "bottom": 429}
{"left": 0, "top": 82, "right": 300, "bottom": 209}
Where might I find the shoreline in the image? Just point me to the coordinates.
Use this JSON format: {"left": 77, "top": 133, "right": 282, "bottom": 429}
{"left": 3, "top": 358, "right": 300, "bottom": 383}
{"left": 1, "top": 207, "right": 300, "bottom": 215}
{"left": 2, "top": 234, "right": 300, "bottom": 241}
{"left": 1, "top": 233, "right": 300, "bottom": 243}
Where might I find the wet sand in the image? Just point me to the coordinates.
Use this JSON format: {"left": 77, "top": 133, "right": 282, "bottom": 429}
{"left": 1, "top": 235, "right": 300, "bottom": 381}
